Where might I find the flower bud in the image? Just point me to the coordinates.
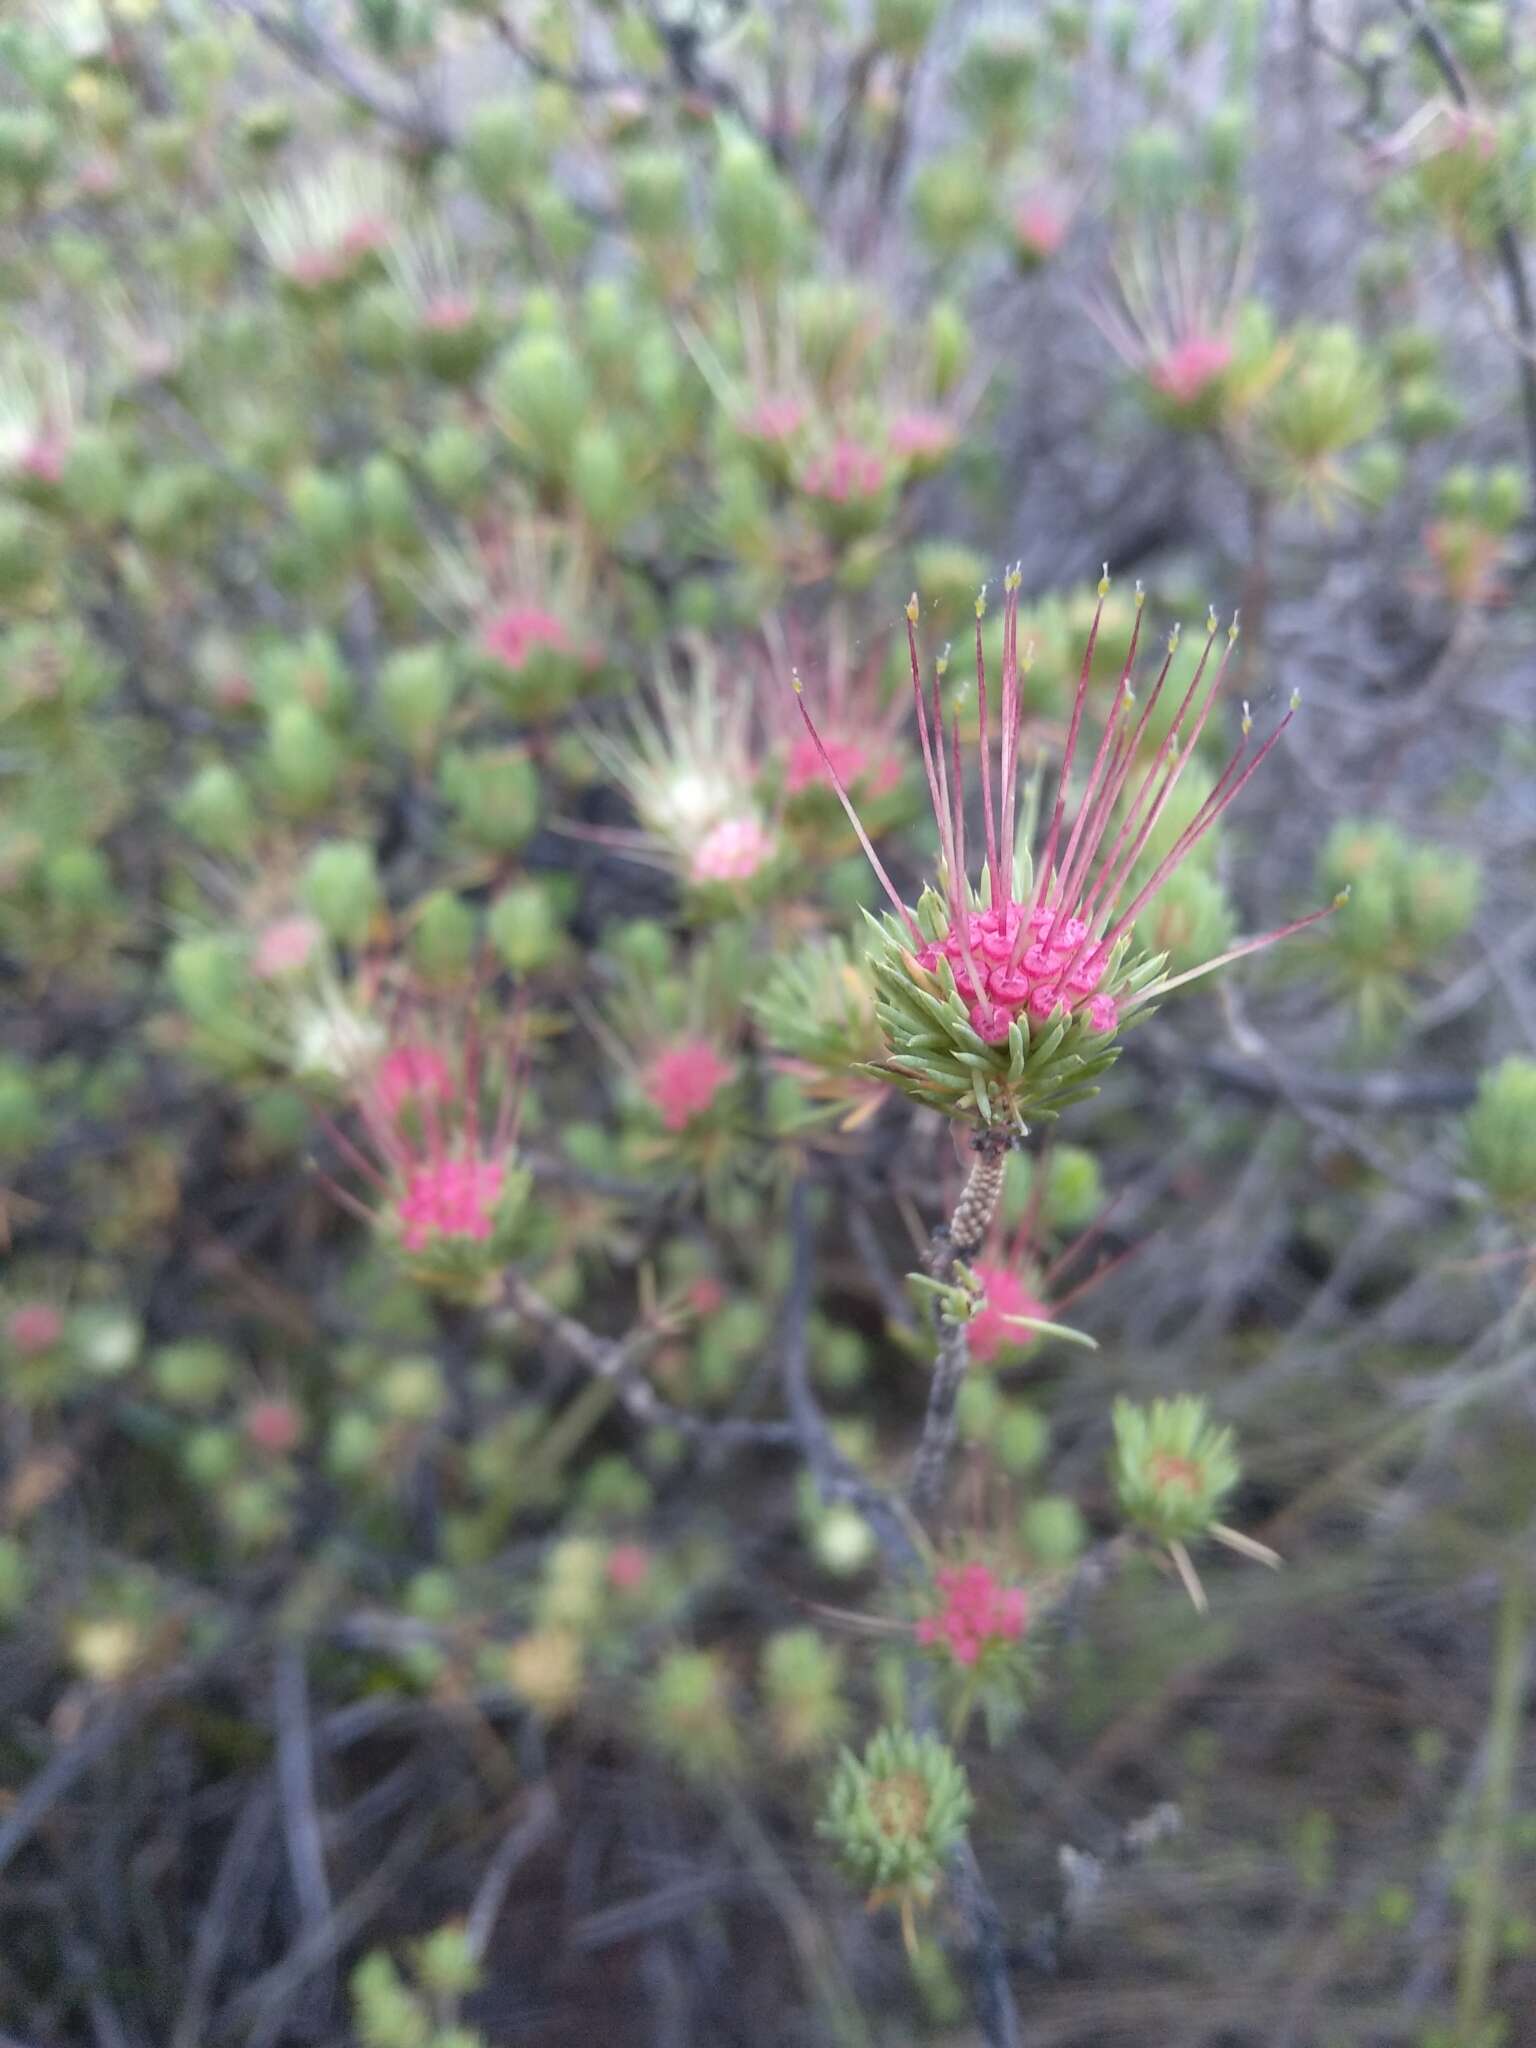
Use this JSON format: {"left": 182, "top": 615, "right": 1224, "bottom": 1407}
{"left": 58, "top": 428, "right": 129, "bottom": 525}
{"left": 491, "top": 332, "right": 592, "bottom": 478}
{"left": 359, "top": 453, "right": 416, "bottom": 546}
{"left": 994, "top": 1402, "right": 1049, "bottom": 1474}
{"left": 645, "top": 1648, "right": 741, "bottom": 1778}
{"left": 713, "top": 129, "right": 797, "bottom": 279}
{"left": 503, "top": 1627, "right": 583, "bottom": 1720}
{"left": 570, "top": 422, "right": 632, "bottom": 539}
{"left": 152, "top": 1339, "right": 235, "bottom": 1409}
{"left": 408, "top": 889, "right": 476, "bottom": 984}
{"left": 287, "top": 466, "right": 356, "bottom": 558}
{"left": 421, "top": 420, "right": 490, "bottom": 506}
{"left": 819, "top": 1727, "right": 973, "bottom": 1906}
{"left": 761, "top": 1629, "right": 850, "bottom": 1760}
{"left": 300, "top": 840, "right": 382, "bottom": 948}
{"left": 183, "top": 1425, "right": 242, "bottom": 1487}
{"left": 174, "top": 762, "right": 258, "bottom": 856}
{"left": 42, "top": 844, "right": 113, "bottom": 923}
{"left": 1465, "top": 1057, "right": 1536, "bottom": 1214}
{"left": 1017, "top": 1494, "right": 1087, "bottom": 1566}
{"left": 379, "top": 645, "right": 457, "bottom": 757}
{"left": 379, "top": 1355, "right": 447, "bottom": 1424}
{"left": 440, "top": 744, "right": 539, "bottom": 851}
{"left": 1111, "top": 1394, "right": 1239, "bottom": 1545}
{"left": 620, "top": 148, "right": 691, "bottom": 241}
{"left": 910, "top": 151, "right": 992, "bottom": 253}
{"left": 873, "top": 0, "right": 942, "bottom": 58}
{"left": 487, "top": 880, "right": 563, "bottom": 972}
{"left": 464, "top": 98, "right": 544, "bottom": 204}
{"left": 166, "top": 933, "right": 249, "bottom": 1026}
{"left": 266, "top": 704, "right": 342, "bottom": 811}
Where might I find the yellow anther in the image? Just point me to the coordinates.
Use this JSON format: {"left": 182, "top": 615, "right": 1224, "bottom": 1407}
{"left": 1206, "top": 606, "right": 1218, "bottom": 635}
{"left": 1241, "top": 699, "right": 1253, "bottom": 736}
{"left": 975, "top": 584, "right": 988, "bottom": 619}
{"left": 905, "top": 593, "right": 920, "bottom": 625}
{"left": 1097, "top": 562, "right": 1111, "bottom": 597}
{"left": 1134, "top": 580, "right": 1146, "bottom": 610}
{"left": 1289, "top": 688, "right": 1302, "bottom": 711}
{"left": 1167, "top": 622, "right": 1182, "bottom": 652}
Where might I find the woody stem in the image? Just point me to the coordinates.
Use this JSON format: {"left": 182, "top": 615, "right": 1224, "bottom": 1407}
{"left": 908, "top": 1133, "right": 1011, "bottom": 1524}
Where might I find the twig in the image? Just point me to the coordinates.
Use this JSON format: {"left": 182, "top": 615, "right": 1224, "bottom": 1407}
{"left": 504, "top": 1275, "right": 795, "bottom": 1447}
{"left": 465, "top": 1783, "right": 559, "bottom": 1965}
{"left": 272, "top": 1644, "right": 334, "bottom": 2018}
{"left": 907, "top": 1133, "right": 1012, "bottom": 1524}
{"left": 218, "top": 0, "right": 452, "bottom": 153}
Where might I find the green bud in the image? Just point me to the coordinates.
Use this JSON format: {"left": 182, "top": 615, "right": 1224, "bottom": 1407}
{"left": 266, "top": 704, "right": 342, "bottom": 811}
{"left": 441, "top": 744, "right": 539, "bottom": 851}
{"left": 1393, "top": 373, "right": 1463, "bottom": 445}
{"left": 927, "top": 300, "right": 971, "bottom": 397}
{"left": 910, "top": 151, "right": 993, "bottom": 253}
{"left": 409, "top": 889, "right": 476, "bottom": 984}
{"left": 995, "top": 1402, "right": 1049, "bottom": 1474}
{"left": 152, "top": 1339, "right": 235, "bottom": 1409}
{"left": 956, "top": 1374, "right": 1002, "bottom": 1442}
{"left": 873, "top": 0, "right": 942, "bottom": 58}
{"left": 819, "top": 1727, "right": 973, "bottom": 1904}
{"left": 183, "top": 1425, "right": 242, "bottom": 1487}
{"left": 487, "top": 881, "right": 562, "bottom": 973}
{"left": 644, "top": 1649, "right": 741, "bottom": 1778}
{"left": 1111, "top": 1395, "right": 1239, "bottom": 1544}
{"left": 761, "top": 1628, "right": 850, "bottom": 1760}
{"left": 620, "top": 148, "right": 691, "bottom": 240}
{"left": 379, "top": 1355, "right": 446, "bottom": 1423}
{"left": 464, "top": 97, "right": 544, "bottom": 204}
{"left": 570, "top": 422, "right": 632, "bottom": 538}
{"left": 1351, "top": 441, "right": 1405, "bottom": 512}
{"left": 166, "top": 933, "right": 249, "bottom": 1025}
{"left": 1017, "top": 1494, "right": 1087, "bottom": 1566}
{"left": 1465, "top": 1057, "right": 1536, "bottom": 1213}
{"left": 421, "top": 420, "right": 490, "bottom": 505}
{"left": 491, "top": 332, "right": 592, "bottom": 476}
{"left": 301, "top": 841, "right": 381, "bottom": 949}
{"left": 1483, "top": 464, "right": 1526, "bottom": 534}
{"left": 287, "top": 467, "right": 356, "bottom": 555}
{"left": 42, "top": 845, "right": 112, "bottom": 920}
{"left": 713, "top": 128, "right": 797, "bottom": 279}
{"left": 58, "top": 429, "right": 129, "bottom": 525}
{"left": 413, "top": 1923, "right": 480, "bottom": 2000}
{"left": 328, "top": 1410, "right": 385, "bottom": 1479}
{"left": 378, "top": 645, "right": 457, "bottom": 756}
{"left": 359, "top": 454, "right": 415, "bottom": 546}
{"left": 175, "top": 763, "right": 257, "bottom": 856}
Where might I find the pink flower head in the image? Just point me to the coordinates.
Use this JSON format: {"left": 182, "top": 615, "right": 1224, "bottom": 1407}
{"left": 799, "top": 437, "right": 887, "bottom": 504}
{"left": 331, "top": 987, "right": 526, "bottom": 1275}
{"left": 793, "top": 570, "right": 1331, "bottom": 1093}
{"left": 1148, "top": 333, "right": 1232, "bottom": 409}
{"left": 741, "top": 395, "right": 807, "bottom": 445}
{"left": 606, "top": 1542, "right": 651, "bottom": 1591}
{"left": 888, "top": 410, "right": 957, "bottom": 466}
{"left": 18, "top": 433, "right": 68, "bottom": 486}
{"left": 688, "top": 1274, "right": 727, "bottom": 1316}
{"left": 252, "top": 915, "right": 324, "bottom": 981}
{"left": 916, "top": 1562, "right": 1029, "bottom": 1667}
{"left": 7, "top": 1302, "right": 64, "bottom": 1357}
{"left": 376, "top": 1041, "right": 457, "bottom": 1121}
{"left": 1013, "top": 195, "right": 1069, "bottom": 261}
{"left": 786, "top": 731, "right": 873, "bottom": 796}
{"left": 244, "top": 1397, "right": 304, "bottom": 1456}
{"left": 423, "top": 292, "right": 478, "bottom": 334}
{"left": 643, "top": 1039, "right": 735, "bottom": 1130}
{"left": 690, "top": 813, "right": 777, "bottom": 886}
{"left": 397, "top": 1156, "right": 507, "bottom": 1251}
{"left": 481, "top": 606, "right": 572, "bottom": 673}
{"left": 967, "top": 1262, "right": 1051, "bottom": 1366}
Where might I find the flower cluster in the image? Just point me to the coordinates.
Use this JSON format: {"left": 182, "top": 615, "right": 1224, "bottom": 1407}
{"left": 330, "top": 992, "right": 529, "bottom": 1302}
{"left": 796, "top": 568, "right": 1330, "bottom": 1126}
{"left": 916, "top": 1561, "right": 1028, "bottom": 1667}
